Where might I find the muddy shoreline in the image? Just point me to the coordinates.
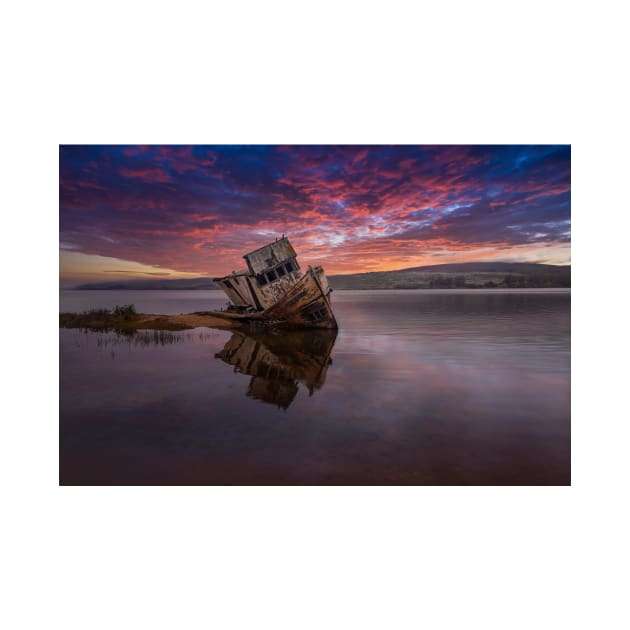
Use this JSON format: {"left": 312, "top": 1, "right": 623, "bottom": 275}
{"left": 59, "top": 311, "right": 238, "bottom": 332}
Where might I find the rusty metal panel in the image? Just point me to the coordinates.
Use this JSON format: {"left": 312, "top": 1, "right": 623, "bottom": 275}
{"left": 256, "top": 269, "right": 302, "bottom": 309}
{"left": 263, "top": 268, "right": 337, "bottom": 328}
{"left": 312, "top": 265, "right": 330, "bottom": 295}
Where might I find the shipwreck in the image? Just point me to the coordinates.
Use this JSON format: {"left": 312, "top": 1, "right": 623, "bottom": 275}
{"left": 211, "top": 236, "right": 338, "bottom": 329}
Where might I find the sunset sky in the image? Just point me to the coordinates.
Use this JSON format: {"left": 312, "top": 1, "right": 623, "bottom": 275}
{"left": 59, "top": 145, "right": 570, "bottom": 284}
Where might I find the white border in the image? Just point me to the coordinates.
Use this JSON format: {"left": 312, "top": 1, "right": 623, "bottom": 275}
{"left": 5, "top": 1, "right": 628, "bottom": 629}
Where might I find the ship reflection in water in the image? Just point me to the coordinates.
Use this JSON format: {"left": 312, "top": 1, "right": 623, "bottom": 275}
{"left": 215, "top": 329, "right": 337, "bottom": 409}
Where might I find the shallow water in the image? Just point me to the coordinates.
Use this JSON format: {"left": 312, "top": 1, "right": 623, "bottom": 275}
{"left": 59, "top": 289, "right": 570, "bottom": 485}
{"left": 60, "top": 288, "right": 229, "bottom": 315}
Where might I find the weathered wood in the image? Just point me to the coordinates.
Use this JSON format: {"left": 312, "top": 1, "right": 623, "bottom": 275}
{"left": 210, "top": 266, "right": 338, "bottom": 329}
{"left": 212, "top": 237, "right": 338, "bottom": 329}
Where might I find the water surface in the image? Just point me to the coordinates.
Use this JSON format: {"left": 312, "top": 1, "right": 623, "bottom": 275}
{"left": 60, "top": 289, "right": 570, "bottom": 485}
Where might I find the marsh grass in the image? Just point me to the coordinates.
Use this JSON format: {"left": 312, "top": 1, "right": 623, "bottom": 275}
{"left": 133, "top": 330, "right": 183, "bottom": 346}
{"left": 60, "top": 304, "right": 140, "bottom": 333}
{"left": 61, "top": 303, "right": 237, "bottom": 337}
{"left": 69, "top": 329, "right": 220, "bottom": 355}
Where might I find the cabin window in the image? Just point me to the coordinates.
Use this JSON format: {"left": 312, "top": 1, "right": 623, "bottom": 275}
{"left": 276, "top": 265, "right": 286, "bottom": 277}
{"left": 266, "top": 269, "right": 277, "bottom": 282}
{"left": 257, "top": 274, "right": 268, "bottom": 286}
{"left": 284, "top": 261, "right": 293, "bottom": 273}
{"left": 300, "top": 304, "right": 328, "bottom": 322}
{"left": 310, "top": 308, "right": 327, "bottom": 321}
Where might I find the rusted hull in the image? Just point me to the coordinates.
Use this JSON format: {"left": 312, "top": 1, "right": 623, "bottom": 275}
{"left": 210, "top": 267, "right": 338, "bottom": 329}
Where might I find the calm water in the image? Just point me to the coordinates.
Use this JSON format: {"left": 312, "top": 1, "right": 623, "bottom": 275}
{"left": 59, "top": 289, "right": 570, "bottom": 485}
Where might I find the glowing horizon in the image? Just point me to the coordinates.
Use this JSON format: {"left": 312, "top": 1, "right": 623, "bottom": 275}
{"left": 60, "top": 145, "right": 570, "bottom": 283}
{"left": 59, "top": 250, "right": 204, "bottom": 285}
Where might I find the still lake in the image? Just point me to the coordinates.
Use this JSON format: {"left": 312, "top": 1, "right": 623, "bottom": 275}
{"left": 60, "top": 289, "right": 570, "bottom": 485}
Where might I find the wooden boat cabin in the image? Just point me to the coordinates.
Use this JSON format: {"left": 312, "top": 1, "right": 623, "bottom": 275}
{"left": 213, "top": 237, "right": 305, "bottom": 312}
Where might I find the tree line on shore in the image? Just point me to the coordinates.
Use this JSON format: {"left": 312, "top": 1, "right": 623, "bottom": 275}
{"left": 428, "top": 272, "right": 571, "bottom": 289}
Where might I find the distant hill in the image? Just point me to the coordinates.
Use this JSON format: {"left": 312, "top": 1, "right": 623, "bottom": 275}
{"left": 72, "top": 262, "right": 570, "bottom": 290}
{"left": 328, "top": 262, "right": 570, "bottom": 290}
{"left": 401, "top": 262, "right": 564, "bottom": 274}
